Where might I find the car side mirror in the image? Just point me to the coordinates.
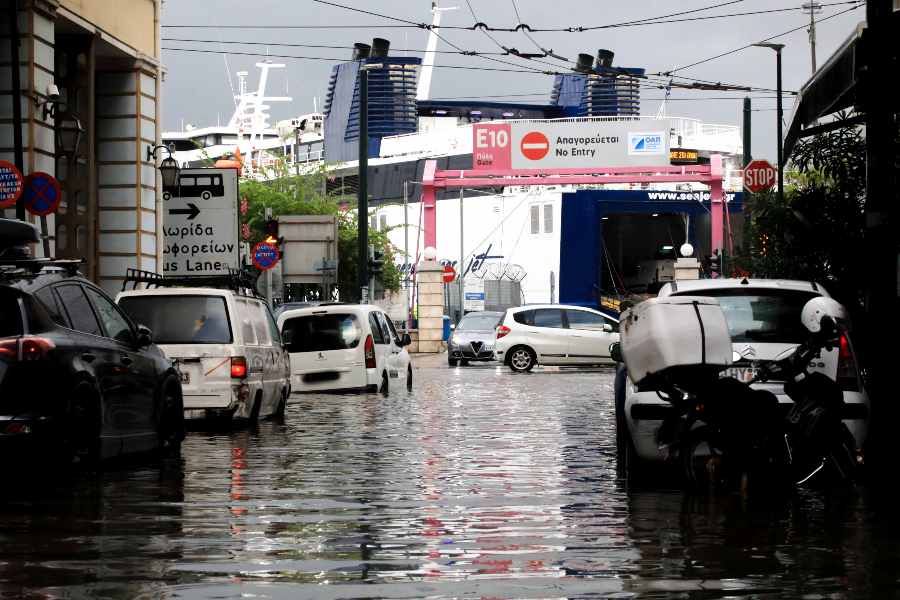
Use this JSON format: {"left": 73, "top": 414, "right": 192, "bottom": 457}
{"left": 609, "top": 342, "right": 623, "bottom": 363}
{"left": 400, "top": 333, "right": 412, "bottom": 347}
{"left": 281, "top": 329, "right": 293, "bottom": 345}
{"left": 603, "top": 323, "right": 613, "bottom": 332}
{"left": 136, "top": 324, "right": 153, "bottom": 347}
{"left": 450, "top": 324, "right": 455, "bottom": 330}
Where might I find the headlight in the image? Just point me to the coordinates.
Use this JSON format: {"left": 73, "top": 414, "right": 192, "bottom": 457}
{"left": 450, "top": 335, "right": 460, "bottom": 344}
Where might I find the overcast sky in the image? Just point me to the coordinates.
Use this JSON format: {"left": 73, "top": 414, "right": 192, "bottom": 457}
{"left": 160, "top": 0, "right": 865, "bottom": 161}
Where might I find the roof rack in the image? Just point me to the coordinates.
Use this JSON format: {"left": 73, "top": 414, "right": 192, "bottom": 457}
{"left": 121, "top": 268, "right": 262, "bottom": 298}
{"left": 0, "top": 256, "right": 85, "bottom": 277}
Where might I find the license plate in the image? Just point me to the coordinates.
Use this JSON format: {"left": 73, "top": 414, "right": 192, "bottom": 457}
{"left": 178, "top": 371, "right": 190, "bottom": 384}
{"left": 722, "top": 367, "right": 757, "bottom": 382}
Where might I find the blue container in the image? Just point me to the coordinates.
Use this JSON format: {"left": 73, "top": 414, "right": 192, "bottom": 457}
{"left": 443, "top": 315, "right": 451, "bottom": 341}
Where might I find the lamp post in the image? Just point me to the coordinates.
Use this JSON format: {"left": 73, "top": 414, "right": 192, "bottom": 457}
{"left": 147, "top": 145, "right": 181, "bottom": 188}
{"left": 752, "top": 43, "right": 785, "bottom": 202}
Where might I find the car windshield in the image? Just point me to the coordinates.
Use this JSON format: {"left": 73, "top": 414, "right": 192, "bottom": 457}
{"left": 673, "top": 288, "right": 818, "bottom": 344}
{"left": 457, "top": 314, "right": 502, "bottom": 330}
{"left": 282, "top": 313, "right": 361, "bottom": 353}
{"left": 118, "top": 295, "right": 233, "bottom": 344}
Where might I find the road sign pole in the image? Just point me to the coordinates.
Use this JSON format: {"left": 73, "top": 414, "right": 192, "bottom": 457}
{"left": 776, "top": 47, "right": 784, "bottom": 202}
{"left": 357, "top": 69, "right": 369, "bottom": 302}
{"left": 265, "top": 208, "right": 273, "bottom": 308}
{"left": 368, "top": 244, "right": 375, "bottom": 303}
{"left": 743, "top": 97, "right": 752, "bottom": 252}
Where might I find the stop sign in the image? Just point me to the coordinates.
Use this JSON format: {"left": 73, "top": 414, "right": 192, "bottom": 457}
{"left": 443, "top": 265, "right": 456, "bottom": 282}
{"left": 744, "top": 159, "right": 776, "bottom": 193}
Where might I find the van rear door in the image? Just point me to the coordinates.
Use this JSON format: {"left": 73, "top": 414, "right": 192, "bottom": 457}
{"left": 283, "top": 312, "right": 366, "bottom": 391}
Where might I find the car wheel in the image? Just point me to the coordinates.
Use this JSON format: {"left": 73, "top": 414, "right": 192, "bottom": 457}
{"left": 625, "top": 437, "right": 649, "bottom": 484}
{"left": 67, "top": 384, "right": 101, "bottom": 468}
{"left": 249, "top": 392, "right": 263, "bottom": 421}
{"left": 407, "top": 365, "right": 413, "bottom": 391}
{"left": 202, "top": 191, "right": 211, "bottom": 200}
{"left": 684, "top": 425, "right": 720, "bottom": 494}
{"left": 272, "top": 389, "right": 287, "bottom": 418}
{"left": 448, "top": 358, "right": 458, "bottom": 367}
{"left": 157, "top": 389, "right": 184, "bottom": 456}
{"left": 379, "top": 373, "right": 389, "bottom": 395}
{"left": 508, "top": 346, "right": 536, "bottom": 372}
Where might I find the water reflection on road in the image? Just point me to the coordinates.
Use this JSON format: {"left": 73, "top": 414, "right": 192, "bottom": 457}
{"left": 1, "top": 360, "right": 898, "bottom": 599}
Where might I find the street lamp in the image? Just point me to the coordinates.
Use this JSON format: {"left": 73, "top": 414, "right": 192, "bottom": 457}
{"left": 147, "top": 145, "right": 181, "bottom": 188}
{"left": 752, "top": 42, "right": 785, "bottom": 201}
{"left": 38, "top": 92, "right": 84, "bottom": 157}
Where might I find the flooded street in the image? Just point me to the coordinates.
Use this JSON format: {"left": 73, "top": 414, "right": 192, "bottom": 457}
{"left": 2, "top": 356, "right": 898, "bottom": 599}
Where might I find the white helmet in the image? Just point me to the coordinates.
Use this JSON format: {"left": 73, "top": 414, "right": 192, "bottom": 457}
{"left": 801, "top": 297, "right": 852, "bottom": 333}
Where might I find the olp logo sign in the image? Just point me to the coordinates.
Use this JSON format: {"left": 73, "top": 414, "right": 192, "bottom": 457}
{"left": 628, "top": 132, "right": 665, "bottom": 155}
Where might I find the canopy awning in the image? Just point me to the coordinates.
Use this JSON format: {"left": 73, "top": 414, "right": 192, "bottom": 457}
{"left": 783, "top": 12, "right": 900, "bottom": 162}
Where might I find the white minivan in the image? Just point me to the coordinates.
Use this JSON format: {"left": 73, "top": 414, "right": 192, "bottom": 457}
{"left": 117, "top": 288, "right": 291, "bottom": 421}
{"left": 278, "top": 304, "right": 412, "bottom": 394}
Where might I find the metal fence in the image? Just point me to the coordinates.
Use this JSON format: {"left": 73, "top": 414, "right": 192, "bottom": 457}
{"left": 442, "top": 279, "right": 522, "bottom": 319}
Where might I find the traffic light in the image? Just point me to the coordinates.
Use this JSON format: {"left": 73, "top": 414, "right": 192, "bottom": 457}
{"left": 264, "top": 218, "right": 285, "bottom": 253}
{"left": 368, "top": 250, "right": 385, "bottom": 277}
{"left": 708, "top": 250, "right": 721, "bottom": 275}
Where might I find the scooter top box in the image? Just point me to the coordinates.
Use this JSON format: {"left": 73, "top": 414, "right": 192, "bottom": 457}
{"left": 620, "top": 296, "right": 733, "bottom": 386}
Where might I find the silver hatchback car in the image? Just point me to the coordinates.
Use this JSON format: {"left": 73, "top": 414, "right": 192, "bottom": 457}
{"left": 448, "top": 311, "right": 504, "bottom": 366}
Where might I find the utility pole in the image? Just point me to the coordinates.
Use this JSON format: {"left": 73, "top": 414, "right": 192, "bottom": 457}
{"left": 459, "top": 188, "right": 464, "bottom": 325}
{"left": 403, "top": 179, "right": 409, "bottom": 289}
{"left": 264, "top": 207, "right": 273, "bottom": 308}
{"left": 368, "top": 244, "right": 375, "bottom": 303}
{"left": 802, "top": 2, "right": 822, "bottom": 74}
{"left": 8, "top": 0, "right": 25, "bottom": 221}
{"left": 357, "top": 69, "right": 369, "bottom": 303}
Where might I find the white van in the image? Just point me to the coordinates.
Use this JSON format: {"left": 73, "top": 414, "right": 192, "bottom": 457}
{"left": 277, "top": 304, "right": 412, "bottom": 394}
{"left": 116, "top": 288, "right": 291, "bottom": 421}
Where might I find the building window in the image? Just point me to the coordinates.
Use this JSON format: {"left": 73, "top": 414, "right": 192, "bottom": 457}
{"left": 544, "top": 204, "right": 553, "bottom": 234}
{"left": 530, "top": 205, "right": 540, "bottom": 234}
{"left": 370, "top": 215, "right": 378, "bottom": 231}
{"left": 379, "top": 213, "right": 387, "bottom": 231}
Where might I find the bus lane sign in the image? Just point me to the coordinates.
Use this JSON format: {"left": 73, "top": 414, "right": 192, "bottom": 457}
{"left": 162, "top": 168, "right": 239, "bottom": 276}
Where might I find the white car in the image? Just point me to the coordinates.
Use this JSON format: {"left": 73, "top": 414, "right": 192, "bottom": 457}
{"left": 117, "top": 288, "right": 291, "bottom": 421}
{"left": 278, "top": 304, "right": 412, "bottom": 394}
{"left": 494, "top": 305, "right": 620, "bottom": 372}
{"left": 616, "top": 279, "right": 871, "bottom": 467}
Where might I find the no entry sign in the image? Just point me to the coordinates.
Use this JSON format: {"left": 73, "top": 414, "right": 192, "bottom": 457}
{"left": 520, "top": 131, "right": 550, "bottom": 161}
{"left": 23, "top": 172, "right": 61, "bottom": 216}
{"left": 443, "top": 264, "right": 456, "bottom": 282}
{"left": 744, "top": 160, "right": 776, "bottom": 193}
{"left": 252, "top": 241, "right": 279, "bottom": 270}
{"left": 0, "top": 160, "right": 23, "bottom": 208}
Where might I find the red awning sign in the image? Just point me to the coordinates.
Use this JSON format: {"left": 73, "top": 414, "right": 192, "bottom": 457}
{"left": 0, "top": 160, "right": 24, "bottom": 208}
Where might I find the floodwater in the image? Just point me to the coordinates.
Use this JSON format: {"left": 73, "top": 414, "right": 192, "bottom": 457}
{"left": 2, "top": 359, "right": 899, "bottom": 599}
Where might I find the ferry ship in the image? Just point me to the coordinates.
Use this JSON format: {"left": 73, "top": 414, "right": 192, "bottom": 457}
{"left": 165, "top": 8, "right": 746, "bottom": 309}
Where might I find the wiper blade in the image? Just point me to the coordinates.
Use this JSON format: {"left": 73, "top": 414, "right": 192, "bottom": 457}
{"left": 744, "top": 329, "right": 783, "bottom": 338}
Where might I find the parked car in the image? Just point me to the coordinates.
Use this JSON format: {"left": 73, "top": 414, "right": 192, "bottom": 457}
{"left": 494, "top": 305, "right": 620, "bottom": 372}
{"left": 615, "top": 279, "right": 871, "bottom": 472}
{"left": 1, "top": 219, "right": 184, "bottom": 465}
{"left": 272, "top": 301, "right": 343, "bottom": 320}
{"left": 278, "top": 304, "right": 412, "bottom": 394}
{"left": 117, "top": 286, "right": 290, "bottom": 421}
{"left": 448, "top": 311, "right": 504, "bottom": 366}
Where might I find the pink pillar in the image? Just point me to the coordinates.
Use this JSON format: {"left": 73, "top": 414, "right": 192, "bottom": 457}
{"left": 709, "top": 154, "right": 723, "bottom": 277}
{"left": 422, "top": 160, "right": 438, "bottom": 252}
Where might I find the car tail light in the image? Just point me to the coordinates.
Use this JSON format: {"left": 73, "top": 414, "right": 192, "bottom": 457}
{"left": 496, "top": 325, "right": 511, "bottom": 339}
{"left": 364, "top": 334, "right": 376, "bottom": 368}
{"left": 231, "top": 357, "right": 247, "bottom": 378}
{"left": 0, "top": 337, "right": 55, "bottom": 362}
{"left": 836, "top": 331, "right": 859, "bottom": 391}
{"left": 2, "top": 422, "right": 31, "bottom": 435}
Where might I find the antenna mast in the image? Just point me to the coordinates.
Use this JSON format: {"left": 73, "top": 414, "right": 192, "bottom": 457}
{"left": 416, "top": 3, "right": 459, "bottom": 101}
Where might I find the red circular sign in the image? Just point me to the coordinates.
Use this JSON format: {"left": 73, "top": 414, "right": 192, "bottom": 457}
{"left": 443, "top": 265, "right": 456, "bottom": 283}
{"left": 23, "top": 172, "right": 62, "bottom": 216}
{"left": 252, "top": 242, "right": 279, "bottom": 270}
{"left": 744, "top": 159, "right": 776, "bottom": 193}
{"left": 0, "top": 160, "right": 24, "bottom": 208}
{"left": 520, "top": 132, "right": 550, "bottom": 161}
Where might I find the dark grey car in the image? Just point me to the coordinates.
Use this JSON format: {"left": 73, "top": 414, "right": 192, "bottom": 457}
{"left": 448, "top": 311, "right": 504, "bottom": 366}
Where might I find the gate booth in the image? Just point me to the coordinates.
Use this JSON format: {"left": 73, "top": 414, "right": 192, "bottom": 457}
{"left": 421, "top": 155, "right": 742, "bottom": 309}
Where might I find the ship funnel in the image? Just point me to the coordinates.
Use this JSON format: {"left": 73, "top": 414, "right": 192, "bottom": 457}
{"left": 595, "top": 49, "right": 615, "bottom": 68}
{"left": 352, "top": 43, "right": 371, "bottom": 60}
{"left": 371, "top": 38, "right": 390, "bottom": 57}
{"left": 575, "top": 53, "right": 594, "bottom": 73}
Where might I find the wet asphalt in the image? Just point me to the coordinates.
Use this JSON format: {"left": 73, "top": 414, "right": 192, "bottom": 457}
{"left": 1, "top": 353, "right": 899, "bottom": 599}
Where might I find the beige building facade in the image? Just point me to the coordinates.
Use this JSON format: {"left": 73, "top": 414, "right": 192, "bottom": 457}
{"left": 1, "top": 0, "right": 163, "bottom": 296}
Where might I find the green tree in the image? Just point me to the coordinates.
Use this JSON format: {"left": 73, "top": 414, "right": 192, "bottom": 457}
{"left": 238, "top": 153, "right": 403, "bottom": 303}
{"left": 734, "top": 116, "right": 899, "bottom": 315}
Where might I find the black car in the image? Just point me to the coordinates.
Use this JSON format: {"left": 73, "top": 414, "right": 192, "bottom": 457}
{"left": 0, "top": 219, "right": 184, "bottom": 465}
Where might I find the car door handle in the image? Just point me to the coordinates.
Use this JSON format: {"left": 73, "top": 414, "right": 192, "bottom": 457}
{"left": 121, "top": 356, "right": 133, "bottom": 366}
{"left": 81, "top": 353, "right": 96, "bottom": 363}
{"left": 572, "top": 334, "right": 583, "bottom": 337}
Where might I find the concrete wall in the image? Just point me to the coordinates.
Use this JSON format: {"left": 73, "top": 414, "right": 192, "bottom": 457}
{"left": 59, "top": 0, "right": 156, "bottom": 57}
